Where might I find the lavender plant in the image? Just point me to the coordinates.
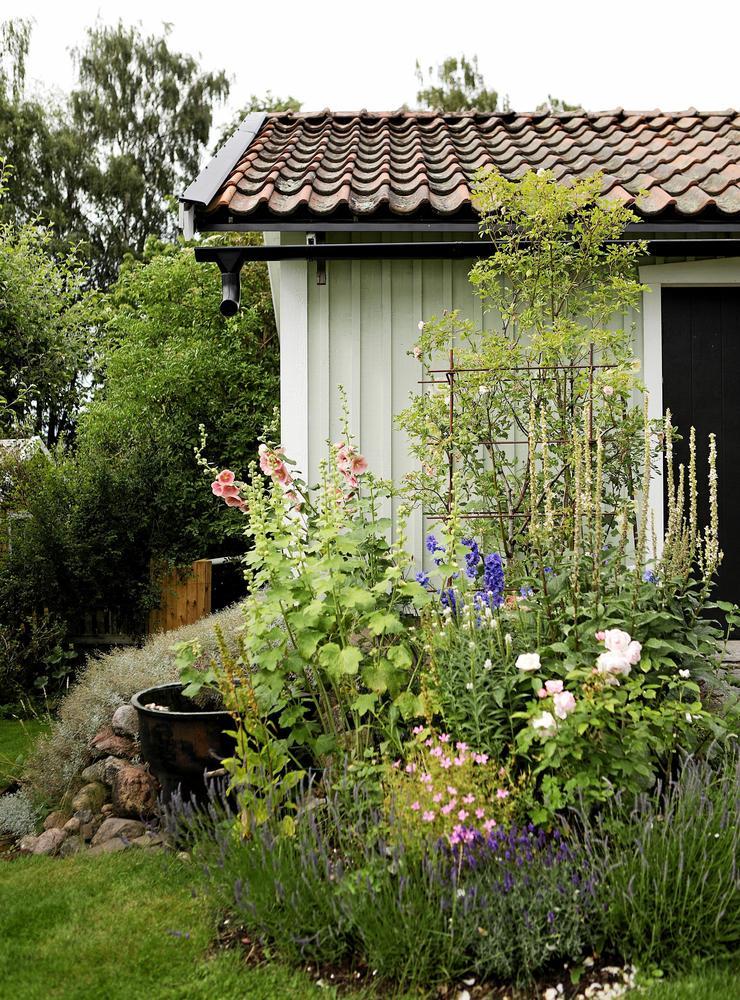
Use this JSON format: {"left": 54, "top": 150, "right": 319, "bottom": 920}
{"left": 576, "top": 751, "right": 740, "bottom": 971}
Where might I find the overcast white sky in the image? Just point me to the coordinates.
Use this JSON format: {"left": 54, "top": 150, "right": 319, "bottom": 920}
{"left": 6, "top": 0, "right": 740, "bottom": 138}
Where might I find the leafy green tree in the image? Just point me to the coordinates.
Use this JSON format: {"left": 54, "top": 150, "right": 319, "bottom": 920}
{"left": 0, "top": 168, "right": 93, "bottom": 446}
{"left": 69, "top": 21, "right": 230, "bottom": 283}
{"left": 416, "top": 55, "right": 503, "bottom": 112}
{"left": 0, "top": 237, "right": 279, "bottom": 650}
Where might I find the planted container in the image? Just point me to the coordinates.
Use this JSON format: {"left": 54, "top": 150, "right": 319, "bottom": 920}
{"left": 131, "top": 682, "right": 235, "bottom": 801}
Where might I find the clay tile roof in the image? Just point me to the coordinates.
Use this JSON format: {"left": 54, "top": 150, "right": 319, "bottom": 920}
{"left": 194, "top": 109, "right": 740, "bottom": 226}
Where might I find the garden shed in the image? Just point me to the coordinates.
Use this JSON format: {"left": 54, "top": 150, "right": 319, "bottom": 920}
{"left": 181, "top": 109, "right": 740, "bottom": 599}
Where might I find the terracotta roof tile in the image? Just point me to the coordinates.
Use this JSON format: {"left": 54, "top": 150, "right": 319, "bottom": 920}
{"left": 198, "top": 109, "right": 740, "bottom": 223}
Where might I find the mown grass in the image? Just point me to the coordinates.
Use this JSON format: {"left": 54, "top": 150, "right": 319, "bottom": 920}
{"left": 0, "top": 851, "right": 329, "bottom": 1000}
{"left": 640, "top": 964, "right": 739, "bottom": 999}
{"left": 0, "top": 717, "right": 49, "bottom": 789}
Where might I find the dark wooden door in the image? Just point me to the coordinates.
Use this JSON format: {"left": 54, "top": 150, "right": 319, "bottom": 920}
{"left": 662, "top": 287, "right": 740, "bottom": 606}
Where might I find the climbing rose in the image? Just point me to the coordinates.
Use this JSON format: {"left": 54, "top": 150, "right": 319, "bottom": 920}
{"left": 531, "top": 711, "right": 557, "bottom": 738}
{"left": 553, "top": 690, "right": 576, "bottom": 719}
{"left": 516, "top": 652, "right": 541, "bottom": 673}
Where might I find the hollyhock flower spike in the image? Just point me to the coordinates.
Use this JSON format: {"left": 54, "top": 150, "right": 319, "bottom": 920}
{"left": 216, "top": 469, "right": 235, "bottom": 485}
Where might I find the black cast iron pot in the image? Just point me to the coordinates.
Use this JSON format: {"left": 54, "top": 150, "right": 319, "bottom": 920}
{"left": 131, "top": 682, "right": 235, "bottom": 801}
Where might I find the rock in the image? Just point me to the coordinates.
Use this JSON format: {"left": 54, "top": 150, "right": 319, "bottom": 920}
{"left": 58, "top": 836, "right": 84, "bottom": 857}
{"left": 91, "top": 816, "right": 145, "bottom": 846}
{"left": 79, "top": 823, "right": 96, "bottom": 843}
{"left": 43, "top": 810, "right": 69, "bottom": 831}
{"left": 71, "top": 781, "right": 109, "bottom": 815}
{"left": 31, "top": 828, "right": 67, "bottom": 856}
{"left": 112, "top": 765, "right": 158, "bottom": 818}
{"left": 131, "top": 832, "right": 165, "bottom": 848}
{"left": 88, "top": 838, "right": 130, "bottom": 855}
{"left": 89, "top": 727, "right": 137, "bottom": 761}
{"left": 73, "top": 808, "right": 94, "bottom": 825}
{"left": 63, "top": 817, "right": 81, "bottom": 834}
{"left": 83, "top": 755, "right": 129, "bottom": 787}
{"left": 18, "top": 834, "right": 39, "bottom": 854}
{"left": 111, "top": 704, "right": 139, "bottom": 739}
{"left": 101, "top": 803, "right": 115, "bottom": 816}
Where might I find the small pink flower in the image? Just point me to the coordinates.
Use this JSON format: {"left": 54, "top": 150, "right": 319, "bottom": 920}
{"left": 392, "top": 760, "right": 401, "bottom": 769}
{"left": 438, "top": 733, "right": 450, "bottom": 743}
{"left": 453, "top": 757, "right": 465, "bottom": 767}
{"left": 496, "top": 788, "right": 509, "bottom": 800}
{"left": 462, "top": 794, "right": 475, "bottom": 804}
{"left": 412, "top": 345, "right": 422, "bottom": 360}
{"left": 211, "top": 481, "right": 224, "bottom": 496}
{"left": 446, "top": 786, "right": 458, "bottom": 796}
{"left": 483, "top": 818, "right": 497, "bottom": 832}
{"left": 457, "top": 809, "right": 468, "bottom": 821}
{"left": 349, "top": 453, "right": 368, "bottom": 476}
{"left": 537, "top": 687, "right": 548, "bottom": 699}
{"left": 420, "top": 773, "right": 432, "bottom": 785}
{"left": 473, "top": 753, "right": 489, "bottom": 765}
{"left": 412, "top": 725, "right": 424, "bottom": 735}
{"left": 475, "top": 808, "right": 485, "bottom": 819}
{"left": 217, "top": 470, "right": 235, "bottom": 485}
{"left": 432, "top": 792, "right": 443, "bottom": 803}
{"left": 440, "top": 756, "right": 452, "bottom": 769}
{"left": 424, "top": 738, "right": 433, "bottom": 747}
{"left": 422, "top": 810, "right": 435, "bottom": 822}
{"left": 595, "top": 630, "right": 606, "bottom": 642}
{"left": 441, "top": 803, "right": 454, "bottom": 815}
{"left": 456, "top": 742, "right": 468, "bottom": 752}
{"left": 404, "top": 763, "right": 416, "bottom": 774}
{"left": 410, "top": 801, "right": 420, "bottom": 811}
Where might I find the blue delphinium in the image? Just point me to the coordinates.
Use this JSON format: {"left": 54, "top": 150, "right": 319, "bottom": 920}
{"left": 642, "top": 569, "right": 659, "bottom": 584}
{"left": 482, "top": 552, "right": 505, "bottom": 606}
{"left": 440, "top": 587, "right": 458, "bottom": 614}
{"left": 462, "top": 537, "right": 481, "bottom": 580}
{"left": 426, "top": 533, "right": 446, "bottom": 565}
{"left": 415, "top": 570, "right": 431, "bottom": 588}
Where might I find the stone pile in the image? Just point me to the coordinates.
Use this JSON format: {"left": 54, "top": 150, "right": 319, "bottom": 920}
{"left": 18, "top": 703, "right": 165, "bottom": 858}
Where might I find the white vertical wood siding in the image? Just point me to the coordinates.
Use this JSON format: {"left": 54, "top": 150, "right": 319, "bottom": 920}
{"left": 272, "top": 232, "right": 644, "bottom": 564}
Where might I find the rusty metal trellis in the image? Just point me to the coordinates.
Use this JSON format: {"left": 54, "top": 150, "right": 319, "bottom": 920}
{"left": 419, "top": 344, "right": 617, "bottom": 523}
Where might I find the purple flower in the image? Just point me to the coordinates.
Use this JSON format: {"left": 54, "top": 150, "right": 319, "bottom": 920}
{"left": 462, "top": 537, "right": 480, "bottom": 580}
{"left": 415, "top": 570, "right": 431, "bottom": 587}
{"left": 440, "top": 587, "right": 458, "bottom": 614}
{"left": 482, "top": 553, "right": 505, "bottom": 606}
{"left": 643, "top": 569, "right": 658, "bottom": 584}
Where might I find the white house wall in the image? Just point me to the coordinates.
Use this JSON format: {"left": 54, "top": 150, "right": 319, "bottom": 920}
{"left": 273, "top": 231, "right": 645, "bottom": 564}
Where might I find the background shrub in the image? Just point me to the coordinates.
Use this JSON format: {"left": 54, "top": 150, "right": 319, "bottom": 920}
{"left": 0, "top": 789, "right": 38, "bottom": 838}
{"left": 23, "top": 604, "right": 245, "bottom": 805}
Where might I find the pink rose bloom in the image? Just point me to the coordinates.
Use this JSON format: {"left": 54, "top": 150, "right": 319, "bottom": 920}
{"left": 553, "top": 690, "right": 576, "bottom": 719}
{"left": 595, "top": 630, "right": 606, "bottom": 641}
{"left": 217, "top": 470, "right": 235, "bottom": 485}
{"left": 537, "top": 687, "right": 548, "bottom": 699}
{"left": 626, "top": 640, "right": 642, "bottom": 665}
{"left": 544, "top": 680, "right": 564, "bottom": 695}
{"left": 412, "top": 345, "right": 422, "bottom": 360}
{"left": 221, "top": 483, "right": 240, "bottom": 498}
{"left": 603, "top": 629, "right": 633, "bottom": 654}
{"left": 211, "top": 481, "right": 224, "bottom": 496}
{"left": 596, "top": 650, "right": 632, "bottom": 678}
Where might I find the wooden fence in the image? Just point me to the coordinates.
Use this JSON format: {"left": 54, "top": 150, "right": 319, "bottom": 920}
{"left": 148, "top": 559, "right": 212, "bottom": 635}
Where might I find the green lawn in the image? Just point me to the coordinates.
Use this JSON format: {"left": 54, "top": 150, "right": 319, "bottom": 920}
{"left": 0, "top": 717, "right": 49, "bottom": 789}
{"left": 0, "top": 851, "right": 330, "bottom": 1000}
{"left": 640, "top": 966, "right": 739, "bottom": 1000}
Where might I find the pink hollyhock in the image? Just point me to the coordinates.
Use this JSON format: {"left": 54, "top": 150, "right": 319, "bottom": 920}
{"left": 349, "top": 452, "right": 368, "bottom": 476}
{"left": 217, "top": 470, "right": 235, "bottom": 485}
{"left": 221, "top": 483, "right": 240, "bottom": 498}
{"left": 211, "top": 481, "right": 224, "bottom": 496}
{"left": 224, "top": 496, "right": 245, "bottom": 509}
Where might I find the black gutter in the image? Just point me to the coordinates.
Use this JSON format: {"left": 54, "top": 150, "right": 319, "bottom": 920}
{"left": 196, "top": 240, "right": 740, "bottom": 317}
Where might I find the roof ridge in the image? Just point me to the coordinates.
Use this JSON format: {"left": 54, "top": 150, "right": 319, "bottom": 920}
{"left": 263, "top": 108, "right": 739, "bottom": 120}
